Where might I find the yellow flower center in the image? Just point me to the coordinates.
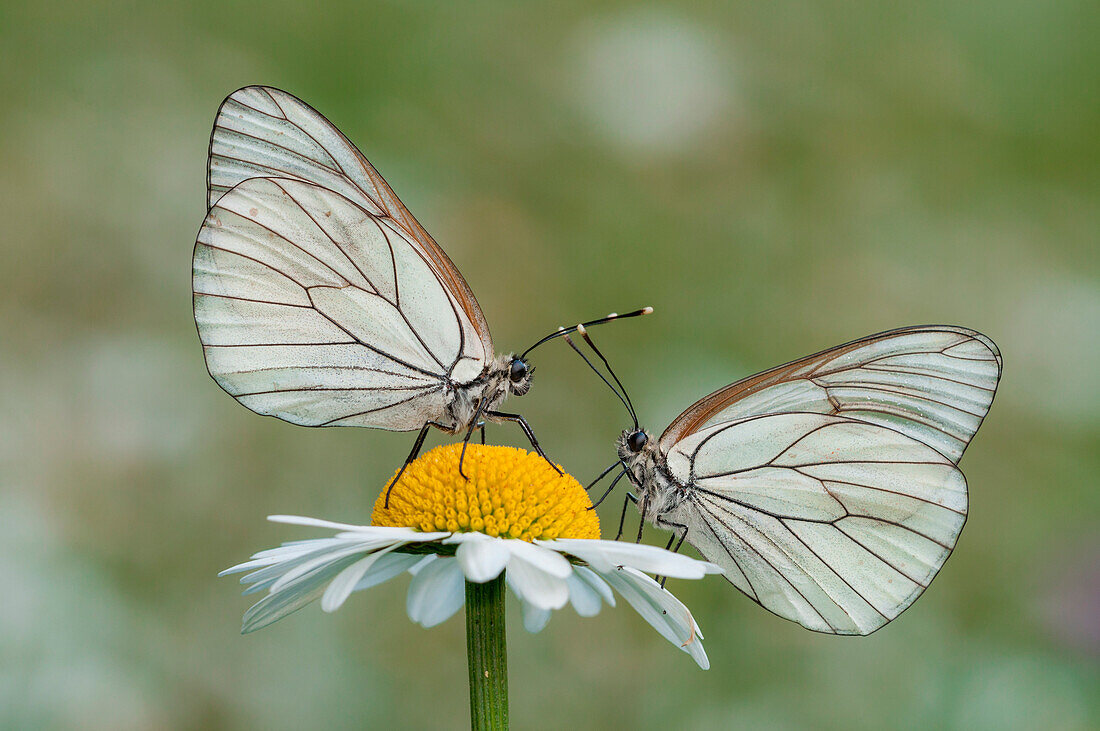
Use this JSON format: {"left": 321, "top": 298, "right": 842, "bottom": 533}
{"left": 370, "top": 444, "right": 600, "bottom": 541}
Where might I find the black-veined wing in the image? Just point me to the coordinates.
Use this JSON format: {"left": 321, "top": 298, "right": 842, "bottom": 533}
{"left": 660, "top": 326, "right": 1001, "bottom": 464}
{"left": 206, "top": 85, "right": 493, "bottom": 356}
{"left": 663, "top": 412, "right": 967, "bottom": 635}
{"left": 193, "top": 176, "right": 487, "bottom": 429}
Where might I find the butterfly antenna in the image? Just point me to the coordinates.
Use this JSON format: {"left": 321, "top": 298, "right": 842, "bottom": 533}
{"left": 576, "top": 323, "right": 639, "bottom": 429}
{"left": 520, "top": 307, "right": 653, "bottom": 359}
{"left": 561, "top": 330, "right": 636, "bottom": 427}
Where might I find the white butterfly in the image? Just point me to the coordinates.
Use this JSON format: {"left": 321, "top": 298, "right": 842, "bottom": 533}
{"left": 193, "top": 86, "right": 647, "bottom": 496}
{"left": 574, "top": 325, "right": 1002, "bottom": 635}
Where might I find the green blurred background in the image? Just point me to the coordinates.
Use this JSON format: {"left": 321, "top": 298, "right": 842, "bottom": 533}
{"left": 2, "top": 1, "right": 1097, "bottom": 729}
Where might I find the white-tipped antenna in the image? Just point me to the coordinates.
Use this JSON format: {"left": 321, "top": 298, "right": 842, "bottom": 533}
{"left": 576, "top": 323, "right": 639, "bottom": 429}
{"left": 561, "top": 330, "right": 637, "bottom": 428}
{"left": 520, "top": 306, "right": 653, "bottom": 359}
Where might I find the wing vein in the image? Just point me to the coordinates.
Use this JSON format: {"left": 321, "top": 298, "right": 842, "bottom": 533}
{"left": 229, "top": 95, "right": 286, "bottom": 121}
{"left": 692, "top": 484, "right": 841, "bottom": 525}
{"left": 196, "top": 242, "right": 309, "bottom": 291}
{"left": 782, "top": 520, "right": 888, "bottom": 620}
{"left": 192, "top": 291, "right": 312, "bottom": 309}
{"left": 268, "top": 179, "right": 380, "bottom": 295}
{"left": 317, "top": 386, "right": 444, "bottom": 427}
{"left": 833, "top": 523, "right": 930, "bottom": 588}
{"left": 813, "top": 378, "right": 986, "bottom": 419}
{"left": 234, "top": 385, "right": 434, "bottom": 397}
{"left": 860, "top": 364, "right": 997, "bottom": 393}
{"left": 299, "top": 287, "right": 446, "bottom": 380}
{"left": 213, "top": 126, "right": 343, "bottom": 175}
{"left": 696, "top": 505, "right": 760, "bottom": 601}
{"left": 695, "top": 497, "right": 839, "bottom": 630}
{"left": 805, "top": 473, "right": 966, "bottom": 518}
{"left": 204, "top": 342, "right": 357, "bottom": 348}
{"left": 263, "top": 88, "right": 355, "bottom": 181}
{"left": 211, "top": 201, "right": 348, "bottom": 286}
{"left": 209, "top": 151, "right": 325, "bottom": 188}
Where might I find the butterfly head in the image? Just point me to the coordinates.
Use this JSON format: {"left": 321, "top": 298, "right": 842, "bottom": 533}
{"left": 617, "top": 428, "right": 655, "bottom": 461}
{"left": 506, "top": 356, "right": 534, "bottom": 396}
{"left": 616, "top": 428, "right": 658, "bottom": 493}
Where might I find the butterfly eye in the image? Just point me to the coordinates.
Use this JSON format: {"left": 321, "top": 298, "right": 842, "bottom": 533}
{"left": 627, "top": 430, "right": 648, "bottom": 452}
{"left": 509, "top": 359, "right": 529, "bottom": 383}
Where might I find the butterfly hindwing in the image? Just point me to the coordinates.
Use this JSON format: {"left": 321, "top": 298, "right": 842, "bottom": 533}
{"left": 662, "top": 411, "right": 967, "bottom": 635}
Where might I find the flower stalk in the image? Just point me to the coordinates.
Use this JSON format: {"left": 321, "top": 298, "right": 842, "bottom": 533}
{"left": 465, "top": 576, "right": 509, "bottom": 730}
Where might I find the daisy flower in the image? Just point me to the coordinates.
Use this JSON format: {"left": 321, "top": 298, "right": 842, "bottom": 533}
{"left": 222, "top": 444, "right": 721, "bottom": 668}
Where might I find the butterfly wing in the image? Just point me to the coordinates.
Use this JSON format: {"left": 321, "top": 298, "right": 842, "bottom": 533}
{"left": 660, "top": 326, "right": 1001, "bottom": 464}
{"left": 206, "top": 85, "right": 493, "bottom": 356}
{"left": 193, "top": 176, "right": 488, "bottom": 429}
{"left": 662, "top": 412, "right": 967, "bottom": 635}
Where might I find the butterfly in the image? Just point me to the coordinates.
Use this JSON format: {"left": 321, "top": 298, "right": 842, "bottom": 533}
{"left": 192, "top": 86, "right": 648, "bottom": 500}
{"left": 572, "top": 325, "right": 1002, "bottom": 635}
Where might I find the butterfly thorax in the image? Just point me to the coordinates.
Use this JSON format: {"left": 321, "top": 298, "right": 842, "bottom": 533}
{"left": 444, "top": 353, "right": 532, "bottom": 432}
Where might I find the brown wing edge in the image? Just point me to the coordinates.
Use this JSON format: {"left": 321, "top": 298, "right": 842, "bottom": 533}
{"left": 659, "top": 325, "right": 1002, "bottom": 454}
{"left": 205, "top": 85, "right": 494, "bottom": 359}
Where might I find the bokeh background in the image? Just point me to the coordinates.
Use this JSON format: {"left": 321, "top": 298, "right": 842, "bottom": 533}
{"left": 2, "top": 2, "right": 1098, "bottom": 729}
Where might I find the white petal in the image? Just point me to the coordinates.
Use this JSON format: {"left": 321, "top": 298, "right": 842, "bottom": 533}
{"left": 599, "top": 567, "right": 709, "bottom": 670}
{"left": 352, "top": 553, "right": 424, "bottom": 591}
{"left": 500, "top": 539, "right": 572, "bottom": 579}
{"left": 241, "top": 555, "right": 361, "bottom": 633}
{"left": 505, "top": 556, "right": 569, "bottom": 610}
{"left": 322, "top": 543, "right": 407, "bottom": 612}
{"left": 574, "top": 566, "right": 616, "bottom": 608}
{"left": 441, "top": 532, "right": 482, "bottom": 545}
{"left": 454, "top": 534, "right": 511, "bottom": 583}
{"left": 231, "top": 536, "right": 406, "bottom": 589}
{"left": 221, "top": 557, "right": 279, "bottom": 576}
{"left": 253, "top": 536, "right": 365, "bottom": 560}
{"left": 268, "top": 516, "right": 450, "bottom": 544}
{"left": 406, "top": 558, "right": 465, "bottom": 627}
{"left": 336, "top": 529, "right": 450, "bottom": 543}
{"left": 268, "top": 515, "right": 373, "bottom": 531}
{"left": 270, "top": 543, "right": 378, "bottom": 593}
{"left": 541, "top": 538, "right": 722, "bottom": 579}
{"left": 237, "top": 542, "right": 367, "bottom": 594}
{"left": 566, "top": 568, "right": 610, "bottom": 617}
{"left": 224, "top": 537, "right": 356, "bottom": 574}
{"left": 521, "top": 601, "right": 552, "bottom": 633}
{"left": 407, "top": 555, "right": 436, "bottom": 575}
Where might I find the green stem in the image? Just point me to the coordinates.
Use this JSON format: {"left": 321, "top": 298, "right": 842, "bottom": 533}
{"left": 465, "top": 576, "right": 509, "bottom": 730}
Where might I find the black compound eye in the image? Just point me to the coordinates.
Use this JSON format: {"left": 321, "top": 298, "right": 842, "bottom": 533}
{"left": 627, "top": 430, "right": 648, "bottom": 453}
{"left": 509, "top": 359, "right": 528, "bottom": 383}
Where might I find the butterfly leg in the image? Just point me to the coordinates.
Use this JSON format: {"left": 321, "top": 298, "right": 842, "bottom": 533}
{"left": 458, "top": 399, "right": 488, "bottom": 481}
{"left": 635, "top": 494, "right": 652, "bottom": 544}
{"left": 477, "top": 421, "right": 486, "bottom": 445}
{"left": 614, "top": 491, "right": 639, "bottom": 541}
{"left": 384, "top": 420, "right": 451, "bottom": 508}
{"left": 483, "top": 410, "right": 562, "bottom": 475}
{"left": 585, "top": 461, "right": 620, "bottom": 492}
{"left": 655, "top": 518, "right": 689, "bottom": 588}
{"left": 586, "top": 461, "right": 623, "bottom": 508}
{"left": 590, "top": 470, "right": 628, "bottom": 510}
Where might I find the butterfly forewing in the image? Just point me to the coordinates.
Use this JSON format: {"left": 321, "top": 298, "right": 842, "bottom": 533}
{"left": 206, "top": 85, "right": 493, "bottom": 356}
{"left": 194, "top": 175, "right": 487, "bottom": 429}
{"left": 663, "top": 412, "right": 968, "bottom": 635}
{"left": 659, "top": 326, "right": 1001, "bottom": 464}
